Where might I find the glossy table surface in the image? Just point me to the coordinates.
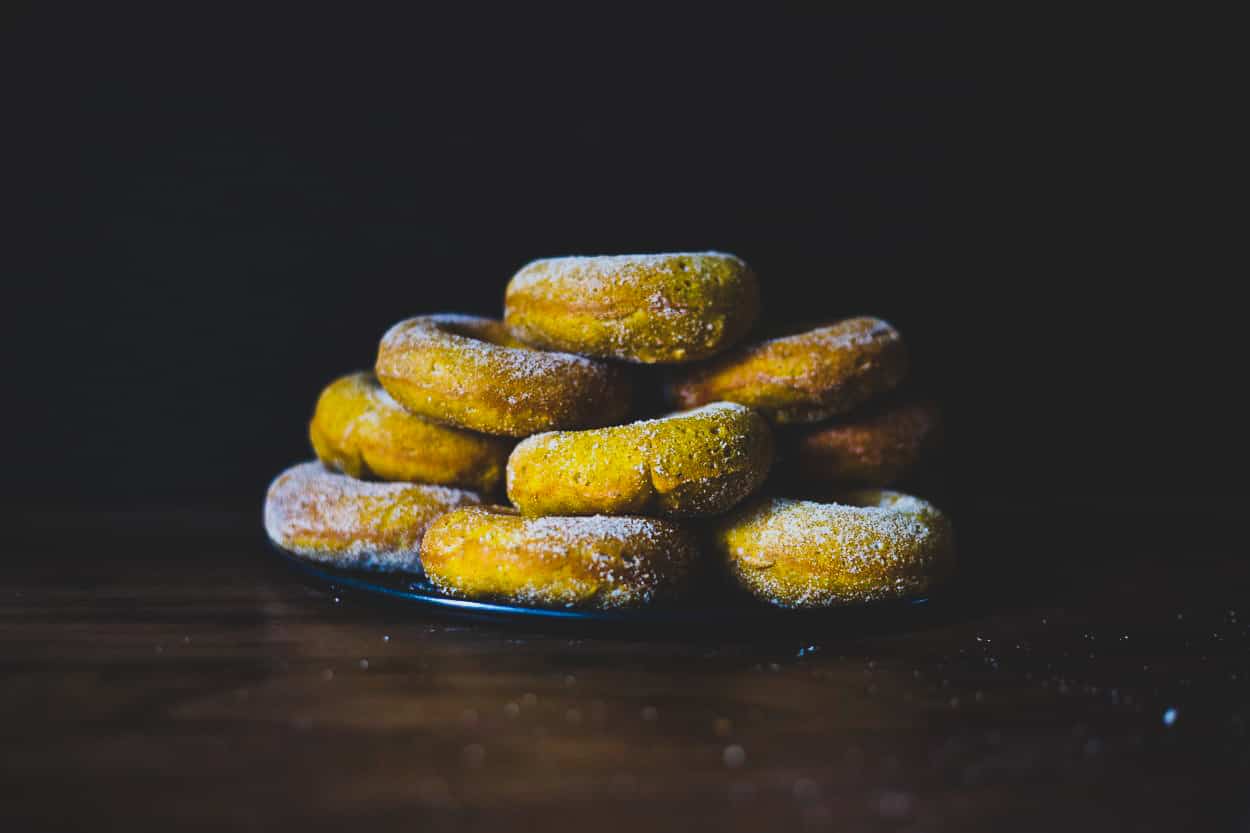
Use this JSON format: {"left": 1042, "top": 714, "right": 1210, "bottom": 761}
{"left": 2, "top": 507, "right": 1247, "bottom": 832}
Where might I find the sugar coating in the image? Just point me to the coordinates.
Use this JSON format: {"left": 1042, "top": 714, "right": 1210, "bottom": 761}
{"left": 504, "top": 252, "right": 760, "bottom": 364}
{"left": 309, "top": 371, "right": 513, "bottom": 492}
{"left": 420, "top": 506, "right": 698, "bottom": 609}
{"left": 711, "top": 491, "right": 955, "bottom": 608}
{"left": 667, "top": 317, "right": 908, "bottom": 423}
{"left": 375, "top": 314, "right": 631, "bottom": 437}
{"left": 263, "top": 461, "right": 482, "bottom": 572}
{"left": 507, "top": 402, "right": 773, "bottom": 518}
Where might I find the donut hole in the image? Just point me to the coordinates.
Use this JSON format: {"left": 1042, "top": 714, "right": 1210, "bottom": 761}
{"left": 439, "top": 317, "right": 527, "bottom": 349}
{"left": 477, "top": 505, "right": 520, "bottom": 518}
{"left": 832, "top": 489, "right": 890, "bottom": 510}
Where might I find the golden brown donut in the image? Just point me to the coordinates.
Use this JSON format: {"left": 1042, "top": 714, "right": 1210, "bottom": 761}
{"left": 503, "top": 252, "right": 760, "bottom": 364}
{"left": 375, "top": 314, "right": 630, "bottom": 437}
{"left": 309, "top": 371, "right": 512, "bottom": 492}
{"left": 506, "top": 402, "right": 773, "bottom": 518}
{"left": 667, "top": 317, "right": 908, "bottom": 423}
{"left": 710, "top": 490, "right": 954, "bottom": 608}
{"left": 790, "top": 399, "right": 941, "bottom": 487}
{"left": 420, "top": 506, "right": 698, "bottom": 609}
{"left": 263, "top": 461, "right": 482, "bottom": 572}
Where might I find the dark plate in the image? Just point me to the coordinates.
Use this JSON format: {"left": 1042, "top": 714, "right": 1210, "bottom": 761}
{"left": 266, "top": 542, "right": 952, "bottom": 633}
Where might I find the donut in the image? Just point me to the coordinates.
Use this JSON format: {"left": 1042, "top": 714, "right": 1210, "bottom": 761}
{"left": 710, "top": 490, "right": 954, "bottom": 608}
{"left": 263, "top": 461, "right": 482, "bottom": 572}
{"left": 375, "top": 314, "right": 631, "bottom": 437}
{"left": 420, "top": 506, "right": 698, "bottom": 609}
{"left": 503, "top": 252, "right": 760, "bottom": 364}
{"left": 667, "top": 317, "right": 908, "bottom": 423}
{"left": 309, "top": 371, "right": 512, "bottom": 493}
{"left": 789, "top": 399, "right": 941, "bottom": 487}
{"left": 506, "top": 402, "right": 773, "bottom": 518}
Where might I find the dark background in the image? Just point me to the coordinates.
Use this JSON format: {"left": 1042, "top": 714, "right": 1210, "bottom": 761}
{"left": 5, "top": 8, "right": 1239, "bottom": 515}
{"left": 6, "top": 15, "right": 1247, "bottom": 832}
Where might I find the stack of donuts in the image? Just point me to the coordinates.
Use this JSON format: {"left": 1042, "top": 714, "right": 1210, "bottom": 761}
{"left": 264, "top": 253, "right": 954, "bottom": 610}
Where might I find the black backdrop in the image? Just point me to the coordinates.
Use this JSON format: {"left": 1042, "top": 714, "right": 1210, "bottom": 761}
{"left": 6, "top": 9, "right": 1240, "bottom": 513}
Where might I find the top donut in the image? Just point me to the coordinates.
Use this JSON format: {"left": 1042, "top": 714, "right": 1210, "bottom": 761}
{"left": 503, "top": 252, "right": 760, "bottom": 364}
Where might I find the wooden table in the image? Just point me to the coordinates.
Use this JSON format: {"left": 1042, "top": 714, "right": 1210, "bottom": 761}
{"left": 3, "top": 508, "right": 1247, "bottom": 832}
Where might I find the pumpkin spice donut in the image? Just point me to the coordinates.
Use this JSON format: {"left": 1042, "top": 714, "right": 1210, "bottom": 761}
{"left": 711, "top": 490, "right": 954, "bottom": 608}
{"left": 507, "top": 402, "right": 773, "bottom": 518}
{"left": 309, "top": 371, "right": 512, "bottom": 493}
{"left": 504, "top": 252, "right": 760, "bottom": 364}
{"left": 789, "top": 399, "right": 942, "bottom": 488}
{"left": 263, "top": 461, "right": 482, "bottom": 572}
{"left": 667, "top": 316, "right": 908, "bottom": 423}
{"left": 420, "top": 506, "right": 698, "bottom": 609}
{"left": 375, "top": 314, "right": 630, "bottom": 437}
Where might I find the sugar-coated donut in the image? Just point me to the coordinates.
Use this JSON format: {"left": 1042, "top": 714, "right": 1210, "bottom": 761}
{"left": 790, "top": 399, "right": 941, "bottom": 487}
{"left": 507, "top": 402, "right": 773, "bottom": 518}
{"left": 711, "top": 490, "right": 954, "bottom": 608}
{"left": 375, "top": 314, "right": 630, "bottom": 437}
{"left": 263, "top": 461, "right": 482, "bottom": 572}
{"left": 309, "top": 372, "right": 512, "bottom": 492}
{"left": 667, "top": 317, "right": 907, "bottom": 423}
{"left": 421, "top": 506, "right": 698, "bottom": 609}
{"left": 504, "top": 252, "right": 760, "bottom": 364}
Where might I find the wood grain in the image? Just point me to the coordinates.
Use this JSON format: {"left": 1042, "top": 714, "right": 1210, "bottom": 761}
{"left": 2, "top": 509, "right": 1247, "bottom": 832}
